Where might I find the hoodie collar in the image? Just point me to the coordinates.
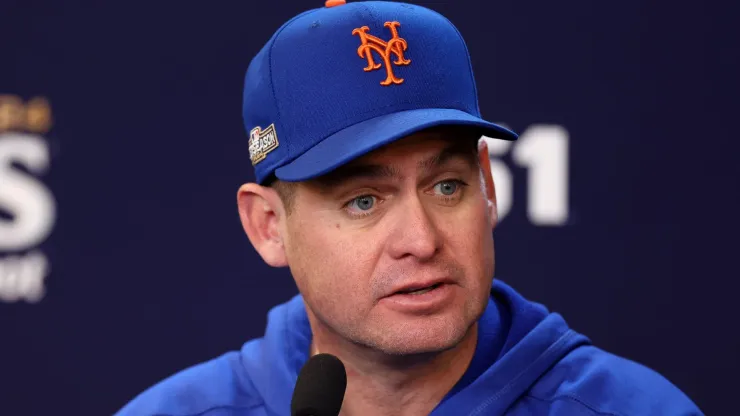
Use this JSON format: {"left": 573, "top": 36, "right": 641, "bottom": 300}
{"left": 432, "top": 281, "right": 591, "bottom": 415}
{"left": 245, "top": 280, "right": 591, "bottom": 416}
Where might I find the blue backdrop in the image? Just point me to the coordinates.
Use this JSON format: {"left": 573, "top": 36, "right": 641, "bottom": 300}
{"left": 1, "top": 0, "right": 737, "bottom": 414}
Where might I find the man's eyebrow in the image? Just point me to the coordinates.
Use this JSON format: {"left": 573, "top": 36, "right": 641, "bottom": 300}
{"left": 315, "top": 140, "right": 477, "bottom": 188}
{"left": 315, "top": 164, "right": 402, "bottom": 187}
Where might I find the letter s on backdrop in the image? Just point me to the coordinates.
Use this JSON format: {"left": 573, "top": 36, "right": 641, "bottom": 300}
{"left": 0, "top": 133, "right": 56, "bottom": 251}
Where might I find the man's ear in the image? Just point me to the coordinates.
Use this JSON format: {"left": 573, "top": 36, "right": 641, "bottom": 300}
{"left": 478, "top": 139, "right": 498, "bottom": 228}
{"left": 237, "top": 183, "right": 288, "bottom": 267}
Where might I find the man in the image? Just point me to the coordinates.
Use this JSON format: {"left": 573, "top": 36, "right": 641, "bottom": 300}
{"left": 116, "top": 0, "right": 702, "bottom": 415}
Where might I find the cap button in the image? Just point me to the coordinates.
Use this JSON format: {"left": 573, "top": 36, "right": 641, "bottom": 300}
{"left": 325, "top": 0, "right": 346, "bottom": 7}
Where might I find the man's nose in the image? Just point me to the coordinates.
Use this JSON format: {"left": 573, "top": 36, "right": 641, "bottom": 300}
{"left": 386, "top": 195, "right": 442, "bottom": 261}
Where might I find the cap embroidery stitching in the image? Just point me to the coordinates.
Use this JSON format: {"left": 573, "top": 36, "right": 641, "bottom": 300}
{"left": 352, "top": 21, "right": 411, "bottom": 86}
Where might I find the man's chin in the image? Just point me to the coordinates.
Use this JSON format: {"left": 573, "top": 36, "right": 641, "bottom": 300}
{"left": 365, "top": 318, "right": 473, "bottom": 357}
{"left": 376, "top": 341, "right": 461, "bottom": 357}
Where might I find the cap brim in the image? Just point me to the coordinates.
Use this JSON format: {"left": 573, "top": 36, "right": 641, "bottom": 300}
{"left": 274, "top": 108, "right": 517, "bottom": 182}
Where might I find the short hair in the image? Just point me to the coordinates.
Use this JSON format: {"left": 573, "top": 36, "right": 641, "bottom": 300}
{"left": 268, "top": 178, "right": 297, "bottom": 216}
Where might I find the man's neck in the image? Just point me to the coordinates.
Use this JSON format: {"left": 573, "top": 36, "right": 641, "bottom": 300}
{"left": 309, "top": 323, "right": 479, "bottom": 416}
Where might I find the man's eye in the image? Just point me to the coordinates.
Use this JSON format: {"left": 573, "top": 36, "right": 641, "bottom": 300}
{"left": 348, "top": 195, "right": 376, "bottom": 211}
{"left": 433, "top": 180, "right": 461, "bottom": 196}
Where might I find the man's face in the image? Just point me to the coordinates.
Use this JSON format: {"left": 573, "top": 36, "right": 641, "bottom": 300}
{"left": 281, "top": 128, "right": 496, "bottom": 355}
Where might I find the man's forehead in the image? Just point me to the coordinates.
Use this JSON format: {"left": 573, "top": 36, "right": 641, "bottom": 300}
{"left": 309, "top": 127, "right": 481, "bottom": 186}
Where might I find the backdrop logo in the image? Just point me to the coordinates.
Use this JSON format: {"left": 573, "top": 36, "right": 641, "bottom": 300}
{"left": 352, "top": 21, "right": 411, "bottom": 86}
{"left": 0, "top": 94, "right": 56, "bottom": 303}
{"left": 483, "top": 124, "right": 570, "bottom": 226}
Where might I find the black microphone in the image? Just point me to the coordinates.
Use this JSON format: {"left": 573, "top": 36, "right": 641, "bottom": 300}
{"left": 291, "top": 353, "right": 347, "bottom": 416}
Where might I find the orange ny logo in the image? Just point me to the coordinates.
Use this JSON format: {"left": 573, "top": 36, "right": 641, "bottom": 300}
{"left": 352, "top": 21, "right": 411, "bottom": 86}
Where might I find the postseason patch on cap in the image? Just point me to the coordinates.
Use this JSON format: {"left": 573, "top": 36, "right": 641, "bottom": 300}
{"left": 248, "top": 124, "right": 279, "bottom": 165}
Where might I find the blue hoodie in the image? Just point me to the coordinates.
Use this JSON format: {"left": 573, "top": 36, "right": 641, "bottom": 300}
{"left": 115, "top": 280, "right": 702, "bottom": 415}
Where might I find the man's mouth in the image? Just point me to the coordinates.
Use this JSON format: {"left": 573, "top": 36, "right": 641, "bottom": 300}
{"left": 380, "top": 279, "right": 456, "bottom": 313}
{"left": 394, "top": 282, "right": 444, "bottom": 296}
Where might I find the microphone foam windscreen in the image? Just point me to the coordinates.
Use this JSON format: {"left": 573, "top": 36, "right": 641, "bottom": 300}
{"left": 291, "top": 353, "right": 347, "bottom": 416}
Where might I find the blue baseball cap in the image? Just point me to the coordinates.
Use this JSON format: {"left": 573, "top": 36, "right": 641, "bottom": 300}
{"left": 243, "top": 0, "right": 518, "bottom": 185}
